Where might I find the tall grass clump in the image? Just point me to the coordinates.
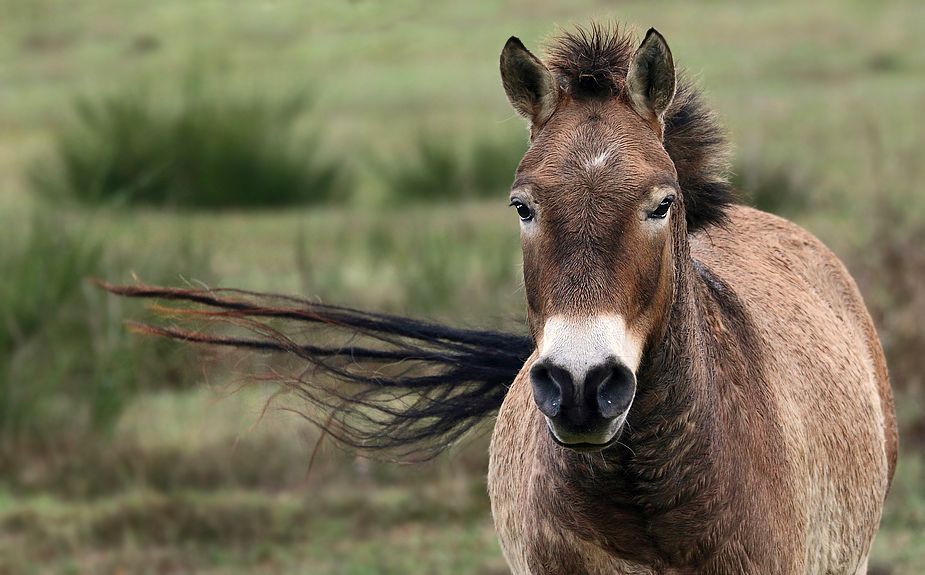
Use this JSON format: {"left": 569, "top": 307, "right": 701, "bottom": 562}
{"left": 382, "top": 134, "right": 526, "bottom": 203}
{"left": 0, "top": 220, "right": 100, "bottom": 356}
{"left": 0, "top": 217, "right": 102, "bottom": 441}
{"left": 848, "top": 138, "right": 925, "bottom": 450}
{"left": 858, "top": 203, "right": 925, "bottom": 451}
{"left": 0, "top": 216, "right": 211, "bottom": 450}
{"left": 733, "top": 157, "right": 810, "bottom": 216}
{"left": 293, "top": 210, "right": 521, "bottom": 320}
{"left": 33, "top": 88, "right": 347, "bottom": 209}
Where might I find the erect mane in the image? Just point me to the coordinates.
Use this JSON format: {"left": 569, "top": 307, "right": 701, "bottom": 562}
{"left": 545, "top": 24, "right": 736, "bottom": 232}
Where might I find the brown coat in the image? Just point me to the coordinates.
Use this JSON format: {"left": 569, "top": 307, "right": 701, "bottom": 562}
{"left": 491, "top": 24, "right": 896, "bottom": 574}
{"left": 489, "top": 205, "right": 897, "bottom": 574}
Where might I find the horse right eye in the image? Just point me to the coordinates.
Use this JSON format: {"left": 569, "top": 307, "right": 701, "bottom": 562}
{"left": 510, "top": 200, "right": 534, "bottom": 221}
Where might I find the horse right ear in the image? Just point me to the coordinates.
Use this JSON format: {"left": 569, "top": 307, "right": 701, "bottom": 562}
{"left": 500, "top": 37, "right": 559, "bottom": 128}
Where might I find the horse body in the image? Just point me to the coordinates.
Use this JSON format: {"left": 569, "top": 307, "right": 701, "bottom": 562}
{"left": 489, "top": 205, "right": 896, "bottom": 574}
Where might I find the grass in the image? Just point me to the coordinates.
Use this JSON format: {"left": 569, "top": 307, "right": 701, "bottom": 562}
{"left": 379, "top": 133, "right": 527, "bottom": 203}
{"left": 0, "top": 385, "right": 920, "bottom": 574}
{"left": 1, "top": 0, "right": 925, "bottom": 572}
{"left": 0, "top": 387, "right": 506, "bottom": 574}
{"left": 0, "top": 217, "right": 102, "bottom": 437}
{"left": 0, "top": 217, "right": 100, "bottom": 353}
{"left": 732, "top": 157, "right": 812, "bottom": 216}
{"left": 32, "top": 87, "right": 347, "bottom": 208}
{"left": 872, "top": 455, "right": 925, "bottom": 574}
{"left": 0, "top": 492, "right": 507, "bottom": 574}
{"left": 0, "top": 213, "right": 215, "bottom": 447}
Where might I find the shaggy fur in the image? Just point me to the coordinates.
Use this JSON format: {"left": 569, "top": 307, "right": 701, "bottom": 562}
{"left": 545, "top": 24, "right": 636, "bottom": 98}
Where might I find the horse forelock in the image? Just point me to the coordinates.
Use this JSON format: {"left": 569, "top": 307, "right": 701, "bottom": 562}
{"left": 543, "top": 24, "right": 737, "bottom": 232}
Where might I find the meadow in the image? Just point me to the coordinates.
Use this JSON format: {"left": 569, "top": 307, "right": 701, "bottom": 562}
{"left": 1, "top": 0, "right": 924, "bottom": 573}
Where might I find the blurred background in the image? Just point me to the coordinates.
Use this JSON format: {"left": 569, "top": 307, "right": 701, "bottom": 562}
{"left": 1, "top": 1, "right": 923, "bottom": 573}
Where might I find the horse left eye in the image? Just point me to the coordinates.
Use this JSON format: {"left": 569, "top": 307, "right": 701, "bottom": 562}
{"left": 649, "top": 196, "right": 674, "bottom": 219}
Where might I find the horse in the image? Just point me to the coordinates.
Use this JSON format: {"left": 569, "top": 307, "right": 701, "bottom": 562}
{"left": 103, "top": 23, "right": 897, "bottom": 575}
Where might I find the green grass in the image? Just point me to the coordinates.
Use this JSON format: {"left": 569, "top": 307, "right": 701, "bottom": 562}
{"left": 0, "top": 214, "right": 214, "bottom": 445}
{"left": 0, "top": 386, "right": 920, "bottom": 573}
{"left": 1, "top": 0, "right": 925, "bottom": 572}
{"left": 0, "top": 217, "right": 100, "bottom": 353}
{"left": 872, "top": 456, "right": 925, "bottom": 574}
{"left": 0, "top": 387, "right": 506, "bottom": 574}
{"left": 733, "top": 158, "right": 812, "bottom": 216}
{"left": 0, "top": 217, "right": 103, "bottom": 437}
{"left": 378, "top": 133, "right": 527, "bottom": 203}
{"left": 0, "top": 495, "right": 506, "bottom": 574}
{"left": 32, "top": 88, "right": 347, "bottom": 208}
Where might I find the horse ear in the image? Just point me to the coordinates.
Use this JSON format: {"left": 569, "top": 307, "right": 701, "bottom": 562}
{"left": 500, "top": 37, "right": 559, "bottom": 128}
{"left": 626, "top": 28, "right": 676, "bottom": 133}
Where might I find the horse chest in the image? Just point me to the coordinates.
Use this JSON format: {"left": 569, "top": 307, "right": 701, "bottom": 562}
{"left": 486, "top": 376, "right": 765, "bottom": 574}
{"left": 488, "top": 377, "right": 661, "bottom": 575}
{"left": 488, "top": 447, "right": 666, "bottom": 574}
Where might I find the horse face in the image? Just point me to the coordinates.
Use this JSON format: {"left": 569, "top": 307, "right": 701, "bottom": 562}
{"left": 501, "top": 31, "right": 679, "bottom": 450}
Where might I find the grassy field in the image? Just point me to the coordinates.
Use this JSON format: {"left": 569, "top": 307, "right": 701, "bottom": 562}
{"left": 1, "top": 1, "right": 924, "bottom": 573}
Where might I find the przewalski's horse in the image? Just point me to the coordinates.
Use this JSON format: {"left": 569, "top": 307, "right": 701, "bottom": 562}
{"left": 104, "top": 23, "right": 896, "bottom": 575}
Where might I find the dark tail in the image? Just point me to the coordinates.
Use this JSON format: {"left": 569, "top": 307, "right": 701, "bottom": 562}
{"left": 97, "top": 281, "right": 534, "bottom": 459}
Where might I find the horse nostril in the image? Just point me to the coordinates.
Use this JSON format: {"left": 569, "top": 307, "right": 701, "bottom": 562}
{"left": 531, "top": 358, "right": 633, "bottom": 421}
{"left": 588, "top": 359, "right": 636, "bottom": 419}
{"left": 530, "top": 360, "right": 572, "bottom": 418}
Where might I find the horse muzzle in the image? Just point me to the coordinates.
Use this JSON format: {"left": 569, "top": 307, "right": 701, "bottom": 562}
{"left": 529, "top": 314, "right": 641, "bottom": 451}
{"left": 530, "top": 355, "right": 635, "bottom": 450}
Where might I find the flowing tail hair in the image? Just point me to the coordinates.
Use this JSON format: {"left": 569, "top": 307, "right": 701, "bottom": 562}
{"left": 97, "top": 281, "right": 534, "bottom": 460}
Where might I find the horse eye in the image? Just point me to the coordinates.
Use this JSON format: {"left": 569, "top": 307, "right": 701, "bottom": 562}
{"left": 510, "top": 200, "right": 534, "bottom": 221}
{"left": 649, "top": 196, "right": 674, "bottom": 219}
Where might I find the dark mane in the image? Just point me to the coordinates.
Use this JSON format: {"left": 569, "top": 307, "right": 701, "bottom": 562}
{"left": 545, "top": 24, "right": 635, "bottom": 98}
{"left": 545, "top": 24, "right": 736, "bottom": 232}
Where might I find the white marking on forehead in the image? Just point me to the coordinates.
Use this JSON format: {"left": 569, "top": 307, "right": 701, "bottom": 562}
{"left": 584, "top": 151, "right": 610, "bottom": 170}
{"left": 538, "top": 314, "right": 644, "bottom": 379}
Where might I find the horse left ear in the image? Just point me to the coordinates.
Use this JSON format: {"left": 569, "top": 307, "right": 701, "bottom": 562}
{"left": 627, "top": 28, "right": 676, "bottom": 135}
{"left": 500, "top": 36, "right": 559, "bottom": 128}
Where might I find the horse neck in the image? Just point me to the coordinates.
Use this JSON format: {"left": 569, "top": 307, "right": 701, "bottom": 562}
{"left": 535, "top": 231, "right": 746, "bottom": 563}
{"left": 625, "top": 248, "right": 723, "bottom": 505}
